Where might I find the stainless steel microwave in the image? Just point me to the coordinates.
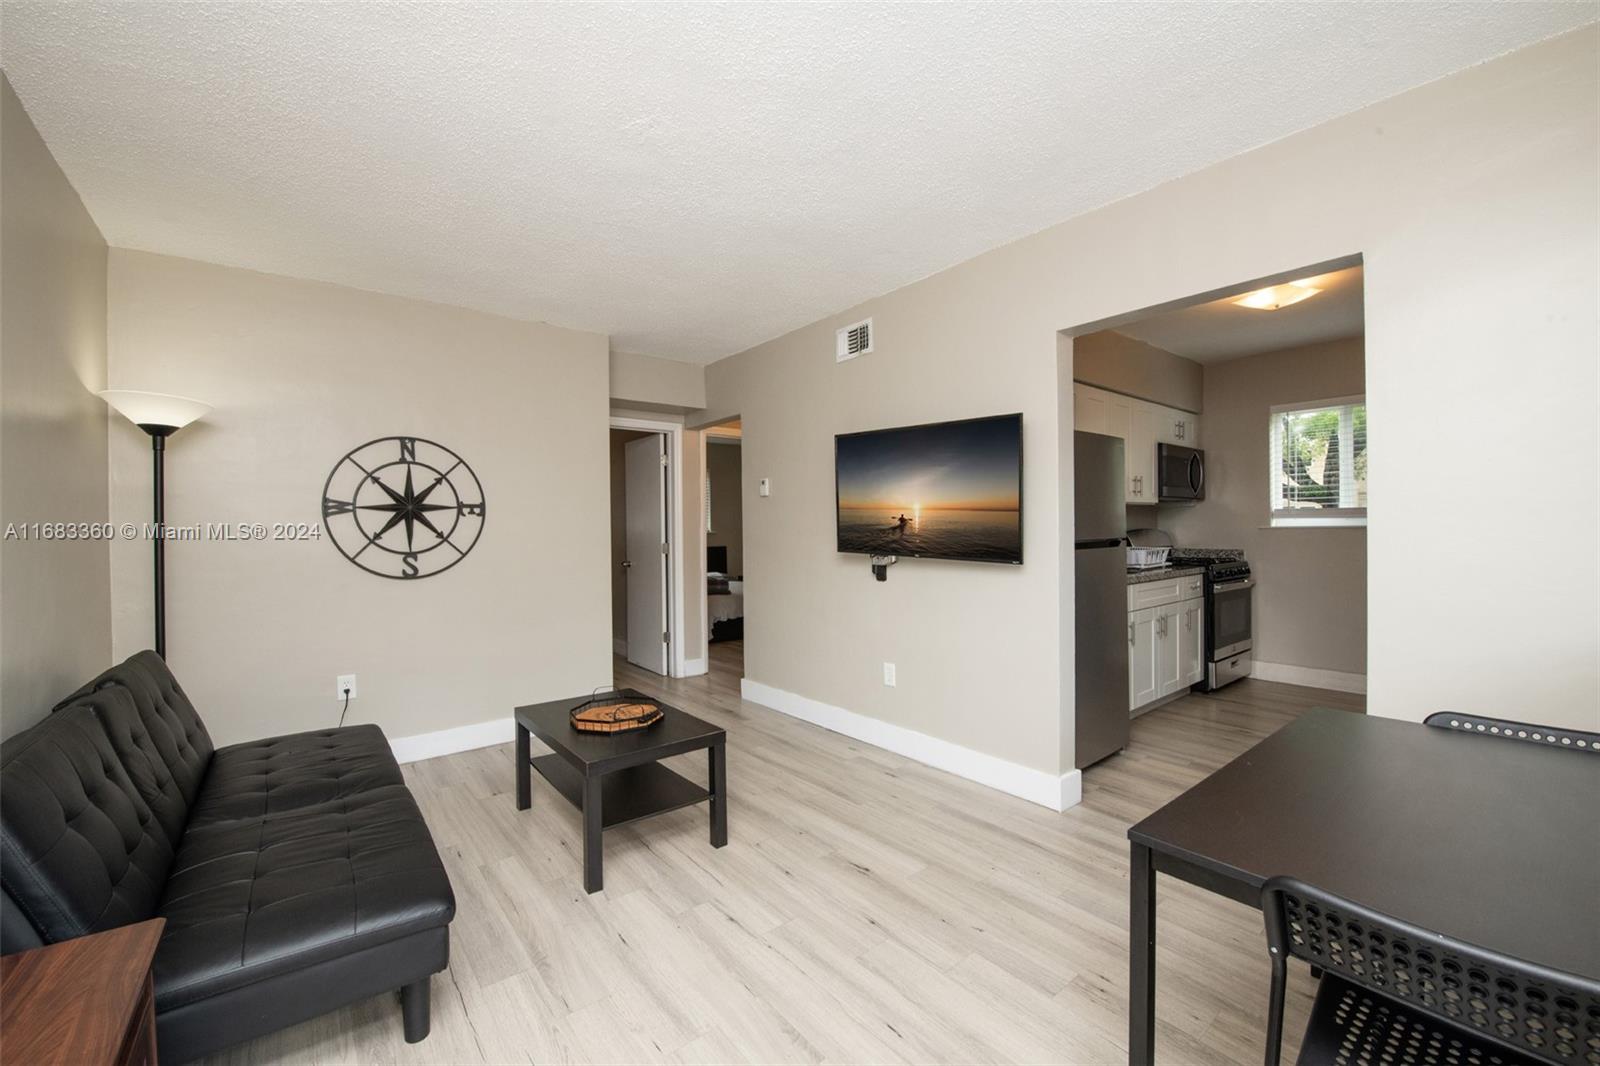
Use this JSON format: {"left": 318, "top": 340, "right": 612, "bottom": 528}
{"left": 1157, "top": 443, "right": 1205, "bottom": 501}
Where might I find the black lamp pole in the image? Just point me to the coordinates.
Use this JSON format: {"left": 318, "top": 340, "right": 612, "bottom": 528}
{"left": 140, "top": 424, "right": 178, "bottom": 659}
{"left": 99, "top": 390, "right": 210, "bottom": 662}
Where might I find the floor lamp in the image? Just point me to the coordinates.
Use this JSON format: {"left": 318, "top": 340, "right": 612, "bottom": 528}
{"left": 100, "top": 390, "right": 212, "bottom": 659}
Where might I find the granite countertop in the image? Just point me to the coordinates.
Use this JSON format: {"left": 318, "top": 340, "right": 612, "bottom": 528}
{"left": 1126, "top": 565, "right": 1205, "bottom": 585}
{"left": 1166, "top": 548, "right": 1244, "bottom": 563}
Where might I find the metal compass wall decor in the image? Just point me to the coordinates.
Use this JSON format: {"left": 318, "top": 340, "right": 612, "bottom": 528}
{"left": 322, "top": 436, "right": 486, "bottom": 579}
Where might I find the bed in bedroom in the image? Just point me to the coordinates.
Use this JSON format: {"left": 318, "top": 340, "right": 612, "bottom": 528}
{"left": 707, "top": 545, "right": 743, "bottom": 642}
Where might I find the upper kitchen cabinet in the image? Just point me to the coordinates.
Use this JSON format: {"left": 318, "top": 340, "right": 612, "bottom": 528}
{"left": 1073, "top": 383, "right": 1199, "bottom": 502}
{"left": 1154, "top": 408, "right": 1199, "bottom": 447}
{"left": 1074, "top": 383, "right": 1133, "bottom": 438}
{"left": 1127, "top": 404, "right": 1160, "bottom": 502}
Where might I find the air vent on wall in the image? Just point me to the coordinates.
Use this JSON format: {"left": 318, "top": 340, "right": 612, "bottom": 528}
{"left": 836, "top": 318, "right": 873, "bottom": 362}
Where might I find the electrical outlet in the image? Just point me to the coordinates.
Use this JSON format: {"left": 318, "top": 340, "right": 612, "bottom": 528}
{"left": 883, "top": 662, "right": 896, "bottom": 687}
{"left": 336, "top": 674, "right": 357, "bottom": 701}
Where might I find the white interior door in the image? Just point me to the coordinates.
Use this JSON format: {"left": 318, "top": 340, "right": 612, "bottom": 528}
{"left": 624, "top": 434, "right": 669, "bottom": 674}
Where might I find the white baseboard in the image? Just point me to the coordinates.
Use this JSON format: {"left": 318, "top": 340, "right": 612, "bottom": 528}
{"left": 389, "top": 717, "right": 513, "bottom": 764}
{"left": 1250, "top": 661, "right": 1367, "bottom": 694}
{"left": 613, "top": 637, "right": 627, "bottom": 657}
{"left": 681, "top": 657, "right": 708, "bottom": 677}
{"left": 741, "top": 679, "right": 1081, "bottom": 812}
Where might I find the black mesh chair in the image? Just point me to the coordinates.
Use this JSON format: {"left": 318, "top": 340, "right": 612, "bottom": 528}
{"left": 1261, "top": 876, "right": 1600, "bottom": 1066}
{"left": 1424, "top": 712, "right": 1599, "bottom": 753}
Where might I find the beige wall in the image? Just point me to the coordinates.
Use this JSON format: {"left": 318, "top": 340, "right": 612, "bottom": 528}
{"left": 705, "top": 276, "right": 1062, "bottom": 772}
{"left": 1073, "top": 330, "right": 1203, "bottom": 413}
{"left": 1161, "top": 336, "right": 1367, "bottom": 676}
{"left": 706, "top": 441, "right": 742, "bottom": 576}
{"left": 610, "top": 350, "right": 705, "bottom": 411}
{"left": 707, "top": 26, "right": 1600, "bottom": 780}
{"left": 680, "top": 428, "right": 704, "bottom": 661}
{"left": 0, "top": 74, "right": 111, "bottom": 736}
{"left": 106, "top": 249, "right": 613, "bottom": 746}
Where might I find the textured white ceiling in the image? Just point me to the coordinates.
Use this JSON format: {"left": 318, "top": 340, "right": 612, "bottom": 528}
{"left": 1117, "top": 267, "right": 1364, "bottom": 363}
{"left": 2, "top": 4, "right": 1590, "bottom": 363}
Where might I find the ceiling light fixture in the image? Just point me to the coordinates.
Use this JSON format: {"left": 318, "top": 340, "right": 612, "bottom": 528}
{"left": 1232, "top": 280, "right": 1322, "bottom": 311}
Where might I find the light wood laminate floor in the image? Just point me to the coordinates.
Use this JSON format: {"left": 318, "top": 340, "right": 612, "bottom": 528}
{"left": 203, "top": 641, "right": 1363, "bottom": 1065}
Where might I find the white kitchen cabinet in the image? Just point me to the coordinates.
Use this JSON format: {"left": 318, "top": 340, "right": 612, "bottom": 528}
{"left": 1127, "top": 580, "right": 1205, "bottom": 712}
{"left": 1127, "top": 404, "right": 1160, "bottom": 503}
{"left": 1155, "top": 409, "right": 1200, "bottom": 447}
{"left": 1073, "top": 383, "right": 1199, "bottom": 501}
{"left": 1074, "top": 386, "right": 1132, "bottom": 442}
{"left": 1177, "top": 598, "right": 1205, "bottom": 688}
{"left": 1128, "top": 607, "right": 1160, "bottom": 710}
{"left": 1153, "top": 604, "right": 1184, "bottom": 697}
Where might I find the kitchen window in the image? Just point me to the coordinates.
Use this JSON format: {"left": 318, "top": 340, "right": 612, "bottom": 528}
{"left": 1269, "top": 396, "right": 1366, "bottom": 526}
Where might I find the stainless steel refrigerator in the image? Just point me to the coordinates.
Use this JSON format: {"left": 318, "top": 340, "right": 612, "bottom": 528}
{"left": 1074, "top": 431, "right": 1129, "bottom": 769}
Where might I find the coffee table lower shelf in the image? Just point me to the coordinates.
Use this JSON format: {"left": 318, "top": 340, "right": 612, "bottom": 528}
{"left": 529, "top": 754, "right": 710, "bottom": 830}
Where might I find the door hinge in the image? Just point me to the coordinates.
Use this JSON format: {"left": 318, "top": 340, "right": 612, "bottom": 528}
{"left": 660, "top": 454, "right": 669, "bottom": 467}
{"left": 661, "top": 542, "right": 669, "bottom": 554}
{"left": 663, "top": 631, "right": 669, "bottom": 644}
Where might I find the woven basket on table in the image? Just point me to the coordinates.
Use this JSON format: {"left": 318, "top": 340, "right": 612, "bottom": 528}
{"left": 568, "top": 694, "right": 663, "bottom": 733}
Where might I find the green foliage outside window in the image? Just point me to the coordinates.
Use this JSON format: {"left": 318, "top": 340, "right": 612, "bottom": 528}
{"left": 1276, "top": 402, "right": 1366, "bottom": 511}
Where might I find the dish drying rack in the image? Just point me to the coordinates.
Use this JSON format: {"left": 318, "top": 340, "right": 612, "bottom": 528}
{"left": 1126, "top": 546, "right": 1171, "bottom": 570}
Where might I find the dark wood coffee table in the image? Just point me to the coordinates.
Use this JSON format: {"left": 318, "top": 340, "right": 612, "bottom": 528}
{"left": 514, "top": 689, "right": 727, "bottom": 893}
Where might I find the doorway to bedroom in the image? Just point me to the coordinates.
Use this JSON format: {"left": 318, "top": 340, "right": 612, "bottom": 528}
{"left": 608, "top": 413, "right": 693, "bottom": 679}
{"left": 703, "top": 420, "right": 743, "bottom": 679}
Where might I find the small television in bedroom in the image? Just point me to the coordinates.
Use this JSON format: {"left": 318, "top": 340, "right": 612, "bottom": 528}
{"left": 835, "top": 413, "right": 1023, "bottom": 564}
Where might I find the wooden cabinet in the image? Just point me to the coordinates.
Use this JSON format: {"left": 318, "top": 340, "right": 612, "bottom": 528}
{"left": 1127, "top": 580, "right": 1206, "bottom": 713}
{"left": 1073, "top": 383, "right": 1199, "bottom": 502}
{"left": 0, "top": 919, "right": 164, "bottom": 1066}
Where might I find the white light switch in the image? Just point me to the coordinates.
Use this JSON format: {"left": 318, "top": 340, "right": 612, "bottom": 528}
{"left": 758, "top": 478, "right": 770, "bottom": 497}
{"left": 883, "top": 662, "right": 896, "bottom": 687}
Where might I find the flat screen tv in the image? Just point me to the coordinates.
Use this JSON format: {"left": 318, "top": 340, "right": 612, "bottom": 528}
{"left": 835, "top": 413, "right": 1022, "bottom": 564}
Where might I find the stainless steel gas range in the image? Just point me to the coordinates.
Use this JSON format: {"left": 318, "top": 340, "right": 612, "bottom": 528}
{"left": 1189, "top": 557, "right": 1253, "bottom": 690}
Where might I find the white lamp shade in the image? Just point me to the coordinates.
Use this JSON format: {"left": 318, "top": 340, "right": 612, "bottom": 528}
{"left": 99, "top": 390, "right": 211, "bottom": 430}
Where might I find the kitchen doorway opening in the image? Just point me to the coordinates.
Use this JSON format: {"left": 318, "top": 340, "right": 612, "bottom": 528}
{"left": 1062, "top": 253, "right": 1369, "bottom": 774}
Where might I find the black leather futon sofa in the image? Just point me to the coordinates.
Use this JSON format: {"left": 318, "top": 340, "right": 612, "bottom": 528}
{"left": 0, "top": 651, "right": 456, "bottom": 1063}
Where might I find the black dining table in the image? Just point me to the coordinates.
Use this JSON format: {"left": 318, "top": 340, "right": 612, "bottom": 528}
{"left": 1126, "top": 707, "right": 1600, "bottom": 1065}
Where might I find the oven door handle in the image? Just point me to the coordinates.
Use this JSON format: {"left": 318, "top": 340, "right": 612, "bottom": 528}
{"left": 1212, "top": 578, "right": 1253, "bottom": 593}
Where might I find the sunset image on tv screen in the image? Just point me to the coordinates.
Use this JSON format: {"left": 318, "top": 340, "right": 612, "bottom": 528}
{"left": 836, "top": 414, "right": 1021, "bottom": 563}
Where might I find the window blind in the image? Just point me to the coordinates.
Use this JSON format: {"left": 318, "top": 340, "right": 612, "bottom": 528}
{"left": 1269, "top": 396, "right": 1367, "bottom": 522}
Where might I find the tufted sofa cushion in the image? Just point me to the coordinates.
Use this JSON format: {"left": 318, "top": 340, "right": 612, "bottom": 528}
{"left": 153, "top": 784, "right": 455, "bottom": 1011}
{"left": 185, "top": 724, "right": 405, "bottom": 830}
{"left": 0, "top": 705, "right": 174, "bottom": 943}
{"left": 68, "top": 684, "right": 195, "bottom": 845}
{"left": 54, "top": 650, "right": 213, "bottom": 815}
